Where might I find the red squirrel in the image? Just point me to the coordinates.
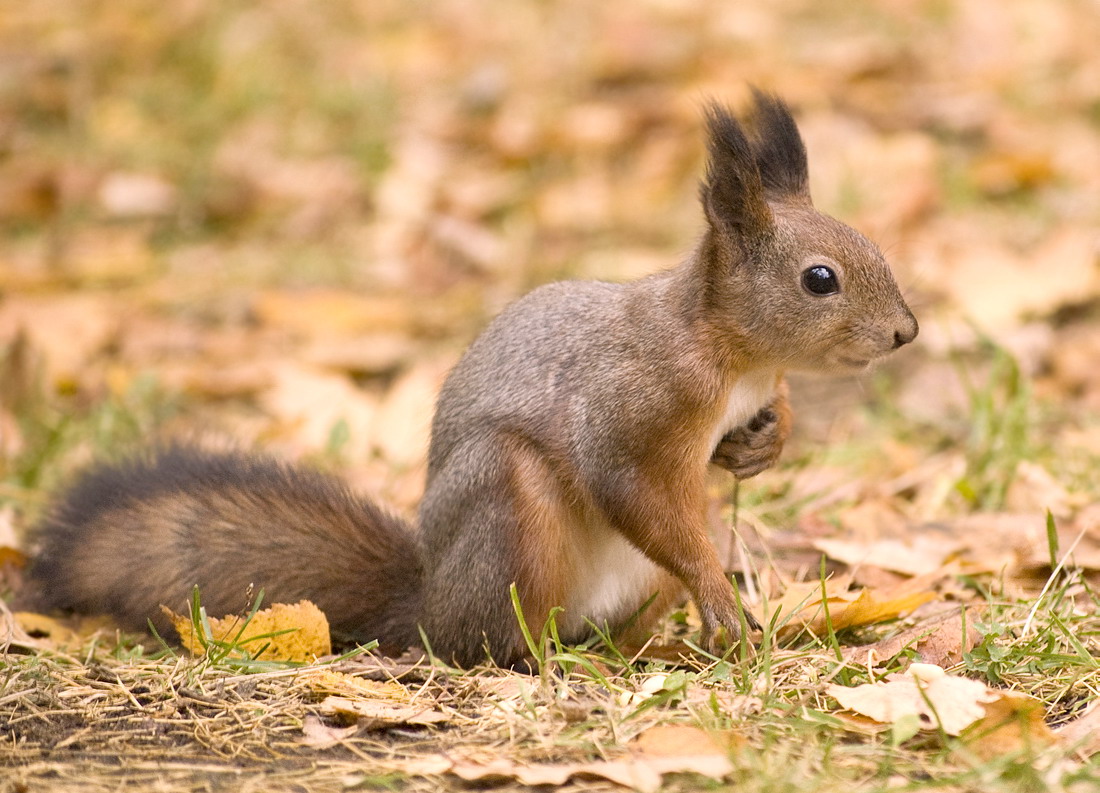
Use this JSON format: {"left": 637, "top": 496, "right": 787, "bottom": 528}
{"left": 27, "top": 92, "right": 917, "bottom": 667}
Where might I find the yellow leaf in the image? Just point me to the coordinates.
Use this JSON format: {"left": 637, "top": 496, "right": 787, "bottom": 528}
{"left": 318, "top": 696, "right": 451, "bottom": 729}
{"left": 299, "top": 668, "right": 411, "bottom": 702}
{"left": 765, "top": 577, "right": 934, "bottom": 638}
{"left": 164, "top": 599, "right": 332, "bottom": 662}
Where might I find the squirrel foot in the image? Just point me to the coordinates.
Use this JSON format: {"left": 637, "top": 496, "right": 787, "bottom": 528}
{"left": 698, "top": 597, "right": 762, "bottom": 655}
{"left": 710, "top": 406, "right": 784, "bottom": 479}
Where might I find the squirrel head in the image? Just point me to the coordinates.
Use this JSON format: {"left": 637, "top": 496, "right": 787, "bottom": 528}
{"left": 697, "top": 90, "right": 918, "bottom": 374}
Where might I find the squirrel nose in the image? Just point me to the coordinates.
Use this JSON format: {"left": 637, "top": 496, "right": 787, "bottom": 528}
{"left": 892, "top": 314, "right": 919, "bottom": 349}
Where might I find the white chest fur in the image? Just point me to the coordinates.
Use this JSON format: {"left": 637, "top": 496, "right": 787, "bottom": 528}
{"left": 561, "top": 519, "right": 662, "bottom": 639}
{"left": 706, "top": 370, "right": 779, "bottom": 456}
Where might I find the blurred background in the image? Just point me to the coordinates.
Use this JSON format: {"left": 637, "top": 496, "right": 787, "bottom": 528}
{"left": 1, "top": 0, "right": 1098, "bottom": 534}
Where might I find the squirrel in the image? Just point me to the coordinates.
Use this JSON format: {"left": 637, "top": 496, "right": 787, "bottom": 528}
{"left": 26, "top": 92, "right": 917, "bottom": 668}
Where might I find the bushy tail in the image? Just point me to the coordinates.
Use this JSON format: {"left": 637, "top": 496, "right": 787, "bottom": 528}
{"left": 27, "top": 444, "right": 424, "bottom": 653}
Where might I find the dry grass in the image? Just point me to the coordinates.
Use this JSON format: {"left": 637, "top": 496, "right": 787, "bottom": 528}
{"left": 4, "top": 0, "right": 1100, "bottom": 790}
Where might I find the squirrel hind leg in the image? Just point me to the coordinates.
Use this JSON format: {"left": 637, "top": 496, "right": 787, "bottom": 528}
{"left": 418, "top": 436, "right": 578, "bottom": 668}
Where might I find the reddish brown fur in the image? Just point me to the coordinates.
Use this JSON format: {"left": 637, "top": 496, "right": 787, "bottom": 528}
{"left": 507, "top": 439, "right": 574, "bottom": 634}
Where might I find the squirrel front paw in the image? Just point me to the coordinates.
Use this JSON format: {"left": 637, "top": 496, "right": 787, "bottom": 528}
{"left": 710, "top": 407, "right": 783, "bottom": 479}
{"left": 698, "top": 597, "right": 761, "bottom": 654}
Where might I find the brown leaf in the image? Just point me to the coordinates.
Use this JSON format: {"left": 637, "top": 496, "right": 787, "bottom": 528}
{"left": 300, "top": 715, "right": 359, "bottom": 749}
{"left": 299, "top": 669, "right": 412, "bottom": 702}
{"left": 1055, "top": 700, "right": 1100, "bottom": 758}
{"left": 631, "top": 723, "right": 735, "bottom": 757}
{"left": 961, "top": 690, "right": 1055, "bottom": 760}
{"left": 372, "top": 358, "right": 453, "bottom": 468}
{"left": 298, "top": 667, "right": 451, "bottom": 730}
{"left": 450, "top": 757, "right": 663, "bottom": 792}
{"left": 829, "top": 663, "right": 1050, "bottom": 748}
{"left": 260, "top": 363, "right": 380, "bottom": 457}
{"left": 96, "top": 171, "right": 178, "bottom": 219}
{"left": 845, "top": 607, "right": 985, "bottom": 668}
{"left": 814, "top": 536, "right": 959, "bottom": 577}
{"left": 0, "top": 295, "right": 119, "bottom": 389}
{"left": 9, "top": 611, "right": 115, "bottom": 649}
{"left": 252, "top": 290, "right": 423, "bottom": 337}
{"left": 440, "top": 725, "right": 733, "bottom": 792}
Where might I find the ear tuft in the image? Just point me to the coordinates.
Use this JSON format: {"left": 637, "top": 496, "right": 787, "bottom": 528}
{"left": 701, "top": 103, "right": 772, "bottom": 239}
{"left": 745, "top": 88, "right": 810, "bottom": 200}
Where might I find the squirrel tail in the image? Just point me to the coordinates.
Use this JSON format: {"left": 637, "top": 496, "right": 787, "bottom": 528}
{"left": 26, "top": 444, "right": 424, "bottom": 654}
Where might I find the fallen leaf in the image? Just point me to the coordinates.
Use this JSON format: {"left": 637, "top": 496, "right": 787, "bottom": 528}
{"left": 300, "top": 714, "right": 359, "bottom": 748}
{"left": 96, "top": 171, "right": 178, "bottom": 218}
{"left": 0, "top": 295, "right": 119, "bottom": 389}
{"left": 260, "top": 362, "right": 380, "bottom": 458}
{"left": 299, "top": 668, "right": 413, "bottom": 702}
{"left": 1055, "top": 700, "right": 1100, "bottom": 758}
{"left": 814, "top": 537, "right": 959, "bottom": 577}
{"left": 450, "top": 757, "right": 662, "bottom": 792}
{"left": 828, "top": 665, "right": 994, "bottom": 735}
{"left": 1004, "top": 461, "right": 1075, "bottom": 518}
{"left": 9, "top": 610, "right": 116, "bottom": 650}
{"left": 845, "top": 607, "right": 985, "bottom": 668}
{"left": 252, "top": 290, "right": 423, "bottom": 336}
{"left": 766, "top": 577, "right": 936, "bottom": 639}
{"left": 300, "top": 668, "right": 451, "bottom": 730}
{"left": 371, "top": 357, "right": 452, "bottom": 468}
{"left": 440, "top": 724, "right": 733, "bottom": 792}
{"left": 11, "top": 612, "right": 81, "bottom": 648}
{"left": 164, "top": 599, "right": 332, "bottom": 662}
{"left": 961, "top": 690, "right": 1055, "bottom": 760}
{"left": 319, "top": 695, "right": 450, "bottom": 729}
{"left": 829, "top": 663, "right": 1051, "bottom": 753}
{"left": 631, "top": 723, "right": 739, "bottom": 776}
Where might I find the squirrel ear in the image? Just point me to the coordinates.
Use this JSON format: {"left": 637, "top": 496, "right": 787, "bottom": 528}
{"left": 700, "top": 103, "right": 773, "bottom": 243}
{"left": 745, "top": 89, "right": 810, "bottom": 202}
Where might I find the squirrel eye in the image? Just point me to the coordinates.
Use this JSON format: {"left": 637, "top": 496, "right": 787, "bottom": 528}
{"left": 802, "top": 265, "right": 840, "bottom": 296}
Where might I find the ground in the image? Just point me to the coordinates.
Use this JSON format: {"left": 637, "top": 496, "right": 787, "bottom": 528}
{"left": 2, "top": 0, "right": 1100, "bottom": 791}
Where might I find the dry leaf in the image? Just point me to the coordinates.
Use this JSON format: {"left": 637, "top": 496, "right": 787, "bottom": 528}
{"left": 450, "top": 757, "right": 662, "bottom": 792}
{"left": 164, "top": 600, "right": 332, "bottom": 662}
{"left": 961, "top": 690, "right": 1055, "bottom": 760}
{"left": 829, "top": 663, "right": 1051, "bottom": 753}
{"left": 300, "top": 714, "right": 359, "bottom": 748}
{"left": 252, "top": 290, "right": 422, "bottom": 336}
{"left": 845, "top": 607, "right": 984, "bottom": 668}
{"left": 828, "top": 665, "right": 993, "bottom": 735}
{"left": 1055, "top": 700, "right": 1100, "bottom": 758}
{"left": 766, "top": 577, "right": 935, "bottom": 638}
{"left": 97, "top": 171, "right": 177, "bottom": 218}
{"left": 318, "top": 695, "right": 450, "bottom": 729}
{"left": 443, "top": 724, "right": 733, "bottom": 792}
{"left": 631, "top": 723, "right": 739, "bottom": 775}
{"left": 260, "top": 362, "right": 380, "bottom": 457}
{"left": 814, "top": 537, "right": 959, "bottom": 577}
{"left": 300, "top": 668, "right": 451, "bottom": 730}
{"left": 371, "top": 358, "right": 452, "bottom": 468}
{"left": 9, "top": 611, "right": 115, "bottom": 649}
{"left": 0, "top": 295, "right": 119, "bottom": 388}
{"left": 10, "top": 612, "right": 81, "bottom": 648}
{"left": 299, "top": 668, "right": 412, "bottom": 702}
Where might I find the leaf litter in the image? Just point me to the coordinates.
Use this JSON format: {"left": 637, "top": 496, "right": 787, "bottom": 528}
{"left": 4, "top": 0, "right": 1100, "bottom": 790}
